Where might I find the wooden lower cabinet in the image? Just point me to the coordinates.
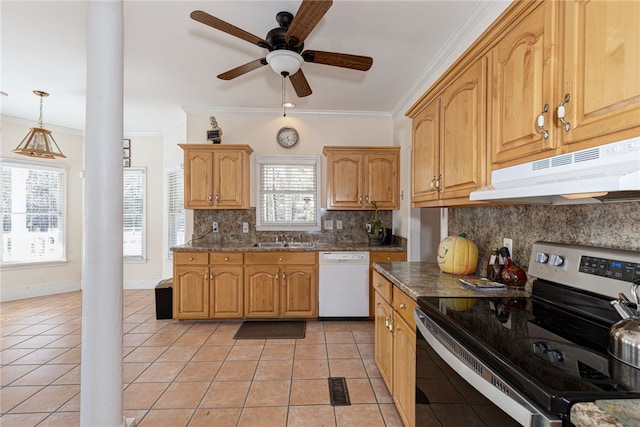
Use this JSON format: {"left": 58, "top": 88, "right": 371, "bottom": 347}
{"left": 174, "top": 265, "right": 210, "bottom": 319}
{"left": 370, "top": 251, "right": 407, "bottom": 318}
{"left": 210, "top": 266, "right": 243, "bottom": 318}
{"left": 393, "top": 311, "right": 416, "bottom": 427}
{"left": 281, "top": 266, "right": 317, "bottom": 318}
{"left": 244, "top": 265, "right": 280, "bottom": 318}
{"left": 373, "top": 270, "right": 417, "bottom": 427}
{"left": 374, "top": 288, "right": 394, "bottom": 389}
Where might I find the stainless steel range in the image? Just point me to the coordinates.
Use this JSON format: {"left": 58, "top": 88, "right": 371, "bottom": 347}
{"left": 415, "top": 241, "right": 640, "bottom": 426}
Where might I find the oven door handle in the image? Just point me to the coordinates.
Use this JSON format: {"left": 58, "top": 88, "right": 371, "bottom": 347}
{"left": 414, "top": 307, "right": 562, "bottom": 427}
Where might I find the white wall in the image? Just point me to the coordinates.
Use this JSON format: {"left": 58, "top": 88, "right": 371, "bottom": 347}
{"left": 0, "top": 120, "right": 84, "bottom": 300}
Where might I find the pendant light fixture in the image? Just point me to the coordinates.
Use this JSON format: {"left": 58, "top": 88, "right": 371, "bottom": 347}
{"left": 13, "top": 90, "right": 66, "bottom": 159}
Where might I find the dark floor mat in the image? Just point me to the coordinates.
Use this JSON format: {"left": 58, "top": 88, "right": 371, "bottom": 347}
{"left": 233, "top": 320, "right": 306, "bottom": 340}
{"left": 328, "top": 377, "right": 351, "bottom": 406}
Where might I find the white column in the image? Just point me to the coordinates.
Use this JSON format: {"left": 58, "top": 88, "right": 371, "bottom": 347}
{"left": 81, "top": 1, "right": 125, "bottom": 426}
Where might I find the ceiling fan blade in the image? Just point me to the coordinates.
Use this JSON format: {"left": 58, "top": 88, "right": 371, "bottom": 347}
{"left": 217, "top": 58, "right": 268, "bottom": 80}
{"left": 285, "top": 0, "right": 333, "bottom": 48}
{"left": 289, "top": 70, "right": 312, "bottom": 97}
{"left": 302, "top": 50, "right": 373, "bottom": 71}
{"left": 191, "top": 10, "right": 272, "bottom": 50}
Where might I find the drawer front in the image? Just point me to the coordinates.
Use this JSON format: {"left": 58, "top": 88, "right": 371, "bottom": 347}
{"left": 372, "top": 270, "right": 393, "bottom": 304}
{"left": 371, "top": 251, "right": 406, "bottom": 263}
{"left": 174, "top": 251, "right": 209, "bottom": 265}
{"left": 210, "top": 252, "right": 243, "bottom": 265}
{"left": 245, "top": 252, "right": 316, "bottom": 265}
{"left": 393, "top": 287, "right": 416, "bottom": 330}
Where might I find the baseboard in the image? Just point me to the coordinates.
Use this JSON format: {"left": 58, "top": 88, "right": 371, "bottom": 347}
{"left": 0, "top": 280, "right": 81, "bottom": 302}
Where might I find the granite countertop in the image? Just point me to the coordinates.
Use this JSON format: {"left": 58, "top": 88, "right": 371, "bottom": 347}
{"left": 571, "top": 401, "right": 640, "bottom": 427}
{"left": 372, "top": 261, "right": 531, "bottom": 300}
{"left": 171, "top": 242, "right": 406, "bottom": 253}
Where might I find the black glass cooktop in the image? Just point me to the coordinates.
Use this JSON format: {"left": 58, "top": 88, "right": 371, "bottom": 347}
{"left": 417, "top": 280, "right": 640, "bottom": 415}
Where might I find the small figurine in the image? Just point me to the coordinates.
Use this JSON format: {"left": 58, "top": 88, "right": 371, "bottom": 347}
{"left": 207, "top": 116, "right": 223, "bottom": 143}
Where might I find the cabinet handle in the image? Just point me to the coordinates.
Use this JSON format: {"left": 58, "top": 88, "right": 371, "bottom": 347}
{"left": 282, "top": 272, "right": 286, "bottom": 280}
{"left": 400, "top": 303, "right": 406, "bottom": 310}
{"left": 430, "top": 177, "right": 436, "bottom": 191}
{"left": 388, "top": 319, "right": 394, "bottom": 332}
{"left": 365, "top": 195, "right": 370, "bottom": 203}
{"left": 208, "top": 193, "right": 213, "bottom": 202}
{"left": 435, "top": 175, "right": 441, "bottom": 192}
{"left": 359, "top": 195, "right": 362, "bottom": 203}
{"left": 215, "top": 193, "right": 220, "bottom": 202}
{"left": 557, "top": 93, "right": 571, "bottom": 132}
{"left": 537, "top": 104, "right": 550, "bottom": 139}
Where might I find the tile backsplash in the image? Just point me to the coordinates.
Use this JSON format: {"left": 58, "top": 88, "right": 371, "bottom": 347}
{"left": 192, "top": 208, "right": 398, "bottom": 246}
{"left": 448, "top": 201, "right": 640, "bottom": 276}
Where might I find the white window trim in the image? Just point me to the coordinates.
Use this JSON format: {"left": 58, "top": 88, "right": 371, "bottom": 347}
{"left": 166, "top": 163, "right": 184, "bottom": 260}
{"left": 0, "top": 157, "right": 67, "bottom": 268}
{"left": 255, "top": 155, "right": 321, "bottom": 232}
{"left": 123, "top": 167, "right": 146, "bottom": 261}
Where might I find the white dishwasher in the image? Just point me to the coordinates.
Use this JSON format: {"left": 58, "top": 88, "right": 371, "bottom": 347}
{"left": 318, "top": 251, "right": 370, "bottom": 318}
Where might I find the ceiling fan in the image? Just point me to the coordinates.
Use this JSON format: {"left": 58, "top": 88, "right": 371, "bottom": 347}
{"left": 190, "top": 0, "right": 373, "bottom": 97}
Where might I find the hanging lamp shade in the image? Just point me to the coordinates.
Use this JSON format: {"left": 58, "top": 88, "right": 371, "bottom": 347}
{"left": 13, "top": 90, "right": 66, "bottom": 159}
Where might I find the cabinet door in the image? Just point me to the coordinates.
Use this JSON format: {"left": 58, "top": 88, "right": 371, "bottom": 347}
{"left": 326, "top": 152, "right": 364, "bottom": 209}
{"left": 393, "top": 313, "right": 416, "bottom": 427}
{"left": 562, "top": 0, "right": 640, "bottom": 151}
{"left": 184, "top": 151, "right": 213, "bottom": 208}
{"left": 213, "top": 150, "right": 248, "bottom": 209}
{"left": 281, "top": 266, "right": 317, "bottom": 318}
{"left": 411, "top": 98, "right": 440, "bottom": 205}
{"left": 374, "top": 290, "right": 394, "bottom": 392}
{"left": 244, "top": 265, "right": 280, "bottom": 318}
{"left": 210, "top": 266, "right": 243, "bottom": 319}
{"left": 174, "top": 266, "right": 210, "bottom": 319}
{"left": 490, "top": 1, "right": 560, "bottom": 167}
{"left": 439, "top": 59, "right": 487, "bottom": 200}
{"left": 364, "top": 153, "right": 399, "bottom": 209}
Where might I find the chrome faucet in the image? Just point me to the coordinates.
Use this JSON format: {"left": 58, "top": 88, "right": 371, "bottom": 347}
{"left": 291, "top": 233, "right": 303, "bottom": 243}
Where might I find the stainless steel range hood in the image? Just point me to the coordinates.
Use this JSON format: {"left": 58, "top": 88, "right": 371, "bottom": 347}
{"left": 469, "top": 137, "right": 640, "bottom": 205}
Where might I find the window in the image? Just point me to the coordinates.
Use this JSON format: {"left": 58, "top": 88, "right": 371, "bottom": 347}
{"left": 167, "top": 165, "right": 185, "bottom": 259}
{"left": 123, "top": 168, "right": 145, "bottom": 259}
{"left": 1, "top": 160, "right": 66, "bottom": 266}
{"left": 256, "top": 156, "right": 321, "bottom": 231}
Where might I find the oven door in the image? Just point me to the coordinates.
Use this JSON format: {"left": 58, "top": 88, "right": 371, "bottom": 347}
{"left": 415, "top": 307, "right": 562, "bottom": 427}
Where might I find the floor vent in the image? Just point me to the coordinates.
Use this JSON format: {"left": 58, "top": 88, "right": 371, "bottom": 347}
{"left": 328, "top": 377, "right": 351, "bottom": 406}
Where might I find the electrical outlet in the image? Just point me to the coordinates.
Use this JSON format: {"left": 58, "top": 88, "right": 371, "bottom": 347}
{"left": 242, "top": 222, "right": 249, "bottom": 233}
{"left": 336, "top": 220, "right": 342, "bottom": 230}
{"left": 324, "top": 220, "right": 333, "bottom": 230}
{"left": 503, "top": 237, "right": 513, "bottom": 258}
{"left": 212, "top": 221, "right": 219, "bottom": 232}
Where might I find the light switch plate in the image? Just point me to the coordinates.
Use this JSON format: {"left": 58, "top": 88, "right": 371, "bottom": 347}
{"left": 242, "top": 222, "right": 249, "bottom": 233}
{"left": 503, "top": 237, "right": 513, "bottom": 259}
{"left": 324, "top": 220, "right": 333, "bottom": 230}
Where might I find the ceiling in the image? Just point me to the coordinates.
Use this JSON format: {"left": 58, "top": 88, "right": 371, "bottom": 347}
{"left": 1, "top": 1, "right": 504, "bottom": 135}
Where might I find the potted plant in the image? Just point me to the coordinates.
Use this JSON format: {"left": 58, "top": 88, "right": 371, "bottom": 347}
{"left": 366, "top": 201, "right": 386, "bottom": 246}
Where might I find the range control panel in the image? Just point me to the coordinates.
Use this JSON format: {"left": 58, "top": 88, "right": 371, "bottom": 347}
{"left": 579, "top": 256, "right": 640, "bottom": 282}
{"left": 529, "top": 241, "right": 640, "bottom": 299}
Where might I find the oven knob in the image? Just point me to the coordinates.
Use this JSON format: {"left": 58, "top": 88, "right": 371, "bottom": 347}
{"left": 546, "top": 349, "right": 564, "bottom": 363}
{"left": 535, "top": 252, "right": 549, "bottom": 264}
{"left": 550, "top": 254, "right": 564, "bottom": 266}
{"left": 533, "top": 341, "right": 549, "bottom": 354}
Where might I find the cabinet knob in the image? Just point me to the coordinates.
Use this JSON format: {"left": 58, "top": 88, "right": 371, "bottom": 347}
{"left": 224, "top": 257, "right": 229, "bottom": 261}
{"left": 400, "top": 303, "right": 406, "bottom": 310}
{"left": 279, "top": 257, "right": 283, "bottom": 262}
{"left": 386, "top": 256, "right": 391, "bottom": 261}
{"left": 188, "top": 257, "right": 194, "bottom": 261}
{"left": 375, "top": 282, "right": 381, "bottom": 288}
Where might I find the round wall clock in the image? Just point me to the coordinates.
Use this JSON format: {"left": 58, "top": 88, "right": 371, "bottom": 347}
{"left": 276, "top": 126, "right": 299, "bottom": 148}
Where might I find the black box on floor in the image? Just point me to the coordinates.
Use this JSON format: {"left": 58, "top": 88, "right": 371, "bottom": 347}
{"left": 155, "top": 278, "right": 173, "bottom": 319}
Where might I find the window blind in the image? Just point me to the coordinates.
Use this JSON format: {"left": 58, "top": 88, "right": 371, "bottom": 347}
{"left": 1, "top": 160, "right": 66, "bottom": 265}
{"left": 123, "top": 168, "right": 145, "bottom": 259}
{"left": 167, "top": 165, "right": 185, "bottom": 259}
{"left": 256, "top": 156, "right": 321, "bottom": 231}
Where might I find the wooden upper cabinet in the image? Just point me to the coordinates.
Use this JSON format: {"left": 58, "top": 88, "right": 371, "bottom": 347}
{"left": 561, "top": 0, "right": 640, "bottom": 151}
{"left": 180, "top": 144, "right": 253, "bottom": 209}
{"left": 323, "top": 146, "right": 400, "bottom": 210}
{"left": 409, "top": 58, "right": 487, "bottom": 207}
{"left": 489, "top": 1, "right": 560, "bottom": 168}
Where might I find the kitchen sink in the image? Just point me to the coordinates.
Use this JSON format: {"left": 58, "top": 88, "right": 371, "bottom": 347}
{"left": 252, "top": 242, "right": 286, "bottom": 248}
{"left": 251, "top": 242, "right": 316, "bottom": 248}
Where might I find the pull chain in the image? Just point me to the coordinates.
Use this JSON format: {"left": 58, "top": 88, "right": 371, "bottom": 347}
{"left": 282, "top": 76, "right": 286, "bottom": 117}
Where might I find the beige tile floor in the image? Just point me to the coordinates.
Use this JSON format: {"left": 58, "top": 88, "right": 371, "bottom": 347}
{"left": 1, "top": 290, "right": 404, "bottom": 426}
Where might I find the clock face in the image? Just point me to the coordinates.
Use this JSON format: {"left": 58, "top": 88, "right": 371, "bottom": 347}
{"left": 277, "top": 127, "right": 299, "bottom": 148}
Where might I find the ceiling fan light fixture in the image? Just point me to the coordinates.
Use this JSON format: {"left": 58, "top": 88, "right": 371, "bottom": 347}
{"left": 282, "top": 101, "right": 296, "bottom": 109}
{"left": 13, "top": 90, "right": 66, "bottom": 159}
{"left": 267, "top": 50, "right": 303, "bottom": 76}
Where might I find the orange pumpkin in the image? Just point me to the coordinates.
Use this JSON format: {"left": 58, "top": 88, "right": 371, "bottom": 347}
{"left": 437, "top": 232, "right": 478, "bottom": 274}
